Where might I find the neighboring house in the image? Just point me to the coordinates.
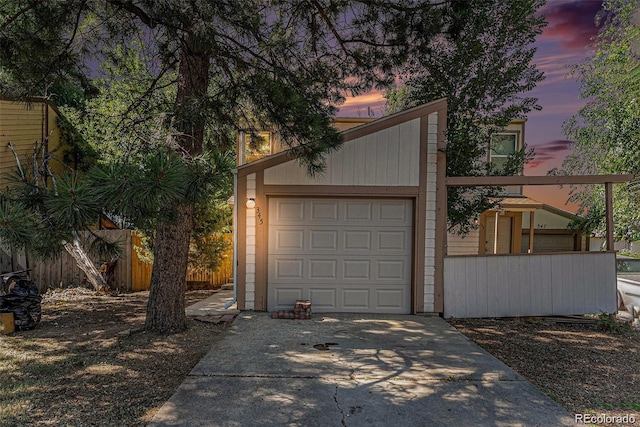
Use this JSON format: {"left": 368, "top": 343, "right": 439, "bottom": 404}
{"left": 233, "top": 98, "right": 622, "bottom": 318}
{"left": 0, "top": 98, "right": 71, "bottom": 185}
{"left": 0, "top": 98, "right": 73, "bottom": 272}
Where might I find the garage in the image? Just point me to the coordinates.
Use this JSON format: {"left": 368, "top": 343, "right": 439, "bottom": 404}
{"left": 235, "top": 100, "right": 445, "bottom": 313}
{"left": 268, "top": 198, "right": 413, "bottom": 313}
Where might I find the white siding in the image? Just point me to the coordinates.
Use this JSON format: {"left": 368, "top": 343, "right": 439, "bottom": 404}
{"left": 423, "top": 112, "right": 438, "bottom": 312}
{"left": 245, "top": 174, "right": 256, "bottom": 309}
{"left": 443, "top": 252, "right": 617, "bottom": 318}
{"left": 264, "top": 119, "right": 421, "bottom": 186}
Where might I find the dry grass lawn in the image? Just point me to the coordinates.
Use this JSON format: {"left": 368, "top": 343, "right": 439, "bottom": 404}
{"left": 449, "top": 317, "right": 640, "bottom": 425}
{"left": 0, "top": 288, "right": 227, "bottom": 426}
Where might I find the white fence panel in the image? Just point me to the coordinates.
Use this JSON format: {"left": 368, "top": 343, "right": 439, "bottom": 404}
{"left": 444, "top": 252, "right": 617, "bottom": 318}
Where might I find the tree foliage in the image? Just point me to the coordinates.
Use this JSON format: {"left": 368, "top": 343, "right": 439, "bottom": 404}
{"left": 386, "top": 0, "right": 545, "bottom": 234}
{"left": 559, "top": 0, "right": 640, "bottom": 240}
{"left": 0, "top": 1, "right": 444, "bottom": 332}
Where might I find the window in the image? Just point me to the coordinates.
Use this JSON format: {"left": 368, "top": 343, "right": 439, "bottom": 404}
{"left": 244, "top": 131, "right": 272, "bottom": 163}
{"left": 489, "top": 133, "right": 518, "bottom": 170}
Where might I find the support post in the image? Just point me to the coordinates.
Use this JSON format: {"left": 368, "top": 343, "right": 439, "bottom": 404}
{"left": 605, "top": 182, "right": 614, "bottom": 251}
{"left": 529, "top": 210, "right": 535, "bottom": 254}
{"left": 494, "top": 211, "right": 500, "bottom": 254}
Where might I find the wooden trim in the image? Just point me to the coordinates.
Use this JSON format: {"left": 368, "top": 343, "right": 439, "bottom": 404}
{"left": 236, "top": 174, "right": 247, "bottom": 309}
{"left": 512, "top": 212, "right": 523, "bottom": 254}
{"left": 237, "top": 152, "right": 297, "bottom": 177}
{"left": 446, "top": 250, "right": 618, "bottom": 259}
{"left": 529, "top": 211, "right": 535, "bottom": 253}
{"left": 446, "top": 174, "right": 633, "bottom": 187}
{"left": 478, "top": 213, "right": 487, "bottom": 255}
{"left": 263, "top": 185, "right": 419, "bottom": 197}
{"left": 254, "top": 170, "right": 267, "bottom": 310}
{"left": 434, "top": 105, "right": 448, "bottom": 313}
{"left": 605, "top": 182, "right": 614, "bottom": 251}
{"left": 413, "top": 116, "right": 428, "bottom": 314}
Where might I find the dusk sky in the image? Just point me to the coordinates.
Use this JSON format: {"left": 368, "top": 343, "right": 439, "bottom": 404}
{"left": 339, "top": 0, "right": 605, "bottom": 211}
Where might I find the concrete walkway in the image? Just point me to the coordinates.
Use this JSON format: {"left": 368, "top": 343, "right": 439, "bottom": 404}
{"left": 185, "top": 289, "right": 239, "bottom": 317}
{"left": 149, "top": 299, "right": 576, "bottom": 427}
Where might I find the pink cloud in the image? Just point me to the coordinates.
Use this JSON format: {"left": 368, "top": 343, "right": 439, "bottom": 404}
{"left": 526, "top": 139, "right": 574, "bottom": 171}
{"left": 539, "top": 0, "right": 603, "bottom": 50}
{"left": 339, "top": 90, "right": 386, "bottom": 117}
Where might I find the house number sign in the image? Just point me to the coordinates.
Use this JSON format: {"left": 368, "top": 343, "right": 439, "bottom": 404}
{"left": 255, "top": 206, "right": 264, "bottom": 225}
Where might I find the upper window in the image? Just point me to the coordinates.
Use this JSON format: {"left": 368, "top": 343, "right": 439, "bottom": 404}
{"left": 244, "top": 131, "right": 272, "bottom": 163}
{"left": 489, "top": 133, "right": 518, "bottom": 170}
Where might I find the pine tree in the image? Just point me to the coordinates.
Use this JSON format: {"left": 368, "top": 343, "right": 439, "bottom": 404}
{"left": 1, "top": 1, "right": 441, "bottom": 332}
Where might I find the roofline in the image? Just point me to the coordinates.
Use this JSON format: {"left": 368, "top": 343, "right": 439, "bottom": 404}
{"left": 446, "top": 174, "right": 633, "bottom": 186}
{"left": 237, "top": 98, "right": 447, "bottom": 177}
{"left": 540, "top": 203, "right": 579, "bottom": 220}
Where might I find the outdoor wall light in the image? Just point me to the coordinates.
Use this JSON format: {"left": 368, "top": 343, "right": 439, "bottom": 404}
{"left": 246, "top": 198, "right": 256, "bottom": 209}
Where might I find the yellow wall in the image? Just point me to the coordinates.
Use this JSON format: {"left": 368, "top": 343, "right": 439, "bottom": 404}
{"left": 0, "top": 99, "right": 71, "bottom": 187}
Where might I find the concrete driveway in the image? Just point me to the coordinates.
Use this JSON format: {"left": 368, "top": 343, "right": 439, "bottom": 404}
{"left": 149, "top": 312, "right": 575, "bottom": 426}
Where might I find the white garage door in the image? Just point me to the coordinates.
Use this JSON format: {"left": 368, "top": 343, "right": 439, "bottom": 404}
{"left": 268, "top": 198, "right": 412, "bottom": 313}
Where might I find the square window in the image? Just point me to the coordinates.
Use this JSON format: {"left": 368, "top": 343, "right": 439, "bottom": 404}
{"left": 490, "top": 134, "right": 517, "bottom": 156}
{"left": 489, "top": 133, "right": 518, "bottom": 170}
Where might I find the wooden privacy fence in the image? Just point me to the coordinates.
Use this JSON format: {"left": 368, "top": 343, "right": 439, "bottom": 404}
{"left": 29, "top": 230, "right": 234, "bottom": 293}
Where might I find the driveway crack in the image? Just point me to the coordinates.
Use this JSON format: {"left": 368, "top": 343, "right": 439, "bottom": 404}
{"left": 333, "top": 384, "right": 347, "bottom": 427}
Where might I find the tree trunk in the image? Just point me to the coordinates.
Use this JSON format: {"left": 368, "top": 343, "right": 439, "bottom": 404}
{"left": 62, "top": 234, "right": 108, "bottom": 291}
{"left": 144, "top": 32, "right": 210, "bottom": 333}
{"left": 145, "top": 204, "right": 194, "bottom": 332}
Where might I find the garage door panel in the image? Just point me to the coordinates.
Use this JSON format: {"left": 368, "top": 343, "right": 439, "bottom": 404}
{"left": 274, "top": 229, "right": 305, "bottom": 250}
{"left": 273, "top": 200, "right": 305, "bottom": 223}
{"left": 343, "top": 288, "right": 370, "bottom": 309}
{"left": 310, "top": 200, "right": 339, "bottom": 221}
{"left": 309, "top": 230, "right": 338, "bottom": 250}
{"left": 378, "top": 230, "right": 408, "bottom": 251}
{"left": 375, "top": 289, "right": 407, "bottom": 310}
{"left": 309, "top": 259, "right": 338, "bottom": 279}
{"left": 268, "top": 198, "right": 412, "bottom": 313}
{"left": 271, "top": 227, "right": 411, "bottom": 254}
{"left": 344, "top": 260, "right": 371, "bottom": 279}
{"left": 274, "top": 288, "right": 304, "bottom": 309}
{"left": 379, "top": 201, "right": 412, "bottom": 224}
{"left": 377, "top": 260, "right": 407, "bottom": 280}
{"left": 345, "top": 201, "right": 373, "bottom": 222}
{"left": 273, "top": 259, "right": 304, "bottom": 279}
{"left": 344, "top": 230, "right": 372, "bottom": 250}
{"left": 309, "top": 288, "right": 337, "bottom": 310}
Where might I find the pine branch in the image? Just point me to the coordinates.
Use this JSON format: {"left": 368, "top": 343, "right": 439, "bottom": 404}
{"left": 104, "top": 0, "right": 156, "bottom": 29}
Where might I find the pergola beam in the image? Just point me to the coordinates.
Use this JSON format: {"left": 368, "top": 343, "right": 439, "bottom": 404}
{"left": 446, "top": 174, "right": 633, "bottom": 187}
{"left": 444, "top": 173, "right": 633, "bottom": 254}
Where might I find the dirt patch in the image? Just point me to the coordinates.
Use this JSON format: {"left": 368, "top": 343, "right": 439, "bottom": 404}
{"left": 449, "top": 317, "right": 640, "bottom": 424}
{"left": 0, "top": 288, "right": 229, "bottom": 426}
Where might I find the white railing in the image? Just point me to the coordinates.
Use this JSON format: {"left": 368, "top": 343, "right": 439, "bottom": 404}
{"left": 443, "top": 251, "right": 617, "bottom": 318}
